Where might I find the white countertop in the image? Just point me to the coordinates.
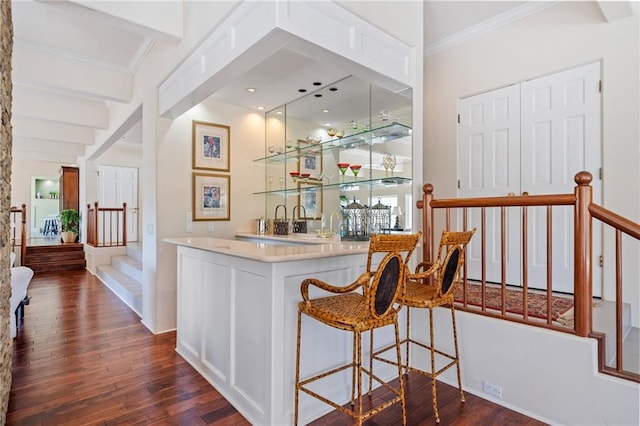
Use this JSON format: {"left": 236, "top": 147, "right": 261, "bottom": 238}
{"left": 235, "top": 231, "right": 343, "bottom": 245}
{"left": 164, "top": 236, "right": 370, "bottom": 263}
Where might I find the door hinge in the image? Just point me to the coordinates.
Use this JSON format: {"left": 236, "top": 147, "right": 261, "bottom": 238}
{"left": 599, "top": 167, "right": 603, "bottom": 180}
{"left": 599, "top": 255, "right": 603, "bottom": 267}
{"left": 457, "top": 179, "right": 461, "bottom": 189}
{"left": 598, "top": 80, "right": 602, "bottom": 93}
{"left": 457, "top": 113, "right": 460, "bottom": 124}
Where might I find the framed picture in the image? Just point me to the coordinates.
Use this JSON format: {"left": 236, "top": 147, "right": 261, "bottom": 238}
{"left": 193, "top": 172, "right": 230, "bottom": 221}
{"left": 192, "top": 120, "right": 231, "bottom": 171}
{"left": 297, "top": 182, "right": 322, "bottom": 220}
{"left": 298, "top": 139, "right": 322, "bottom": 180}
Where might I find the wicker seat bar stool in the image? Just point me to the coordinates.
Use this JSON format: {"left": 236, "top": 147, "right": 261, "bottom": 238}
{"left": 371, "top": 228, "right": 475, "bottom": 423}
{"left": 294, "top": 233, "right": 420, "bottom": 426}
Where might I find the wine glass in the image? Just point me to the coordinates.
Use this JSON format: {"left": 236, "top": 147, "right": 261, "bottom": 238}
{"left": 383, "top": 154, "right": 396, "bottom": 176}
{"left": 327, "top": 128, "right": 337, "bottom": 138}
{"left": 350, "top": 164, "right": 362, "bottom": 180}
{"left": 337, "top": 163, "right": 350, "bottom": 182}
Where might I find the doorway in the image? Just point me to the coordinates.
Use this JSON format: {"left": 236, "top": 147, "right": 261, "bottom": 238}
{"left": 458, "top": 62, "right": 602, "bottom": 296}
{"left": 98, "top": 165, "right": 139, "bottom": 242}
{"left": 30, "top": 175, "right": 60, "bottom": 239}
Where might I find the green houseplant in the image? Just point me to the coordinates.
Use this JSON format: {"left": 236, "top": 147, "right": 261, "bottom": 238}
{"left": 60, "top": 209, "right": 80, "bottom": 243}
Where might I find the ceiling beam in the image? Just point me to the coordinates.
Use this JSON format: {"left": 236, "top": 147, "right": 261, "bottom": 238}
{"left": 13, "top": 86, "right": 109, "bottom": 129}
{"left": 13, "top": 137, "right": 86, "bottom": 162}
{"left": 12, "top": 117, "right": 95, "bottom": 145}
{"left": 13, "top": 46, "right": 132, "bottom": 103}
{"left": 597, "top": 1, "right": 635, "bottom": 22}
{"left": 40, "top": 0, "right": 183, "bottom": 45}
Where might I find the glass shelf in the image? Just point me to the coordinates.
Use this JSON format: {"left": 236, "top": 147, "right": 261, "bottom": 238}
{"left": 254, "top": 123, "right": 412, "bottom": 164}
{"left": 253, "top": 176, "right": 411, "bottom": 196}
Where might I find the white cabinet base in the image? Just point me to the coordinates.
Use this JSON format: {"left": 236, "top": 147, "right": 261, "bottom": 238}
{"left": 175, "top": 245, "right": 402, "bottom": 425}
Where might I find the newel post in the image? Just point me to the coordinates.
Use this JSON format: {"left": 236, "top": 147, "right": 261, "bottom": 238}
{"left": 122, "top": 203, "right": 127, "bottom": 247}
{"left": 94, "top": 201, "right": 99, "bottom": 245}
{"left": 417, "top": 184, "right": 434, "bottom": 264}
{"left": 574, "top": 171, "right": 593, "bottom": 337}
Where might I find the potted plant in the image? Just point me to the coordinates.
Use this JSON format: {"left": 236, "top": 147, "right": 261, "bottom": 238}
{"left": 60, "top": 209, "right": 80, "bottom": 243}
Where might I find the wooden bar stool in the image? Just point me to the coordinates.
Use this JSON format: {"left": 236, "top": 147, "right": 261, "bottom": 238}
{"left": 372, "top": 229, "right": 475, "bottom": 423}
{"left": 402, "top": 229, "right": 475, "bottom": 423}
{"left": 294, "top": 233, "right": 420, "bottom": 425}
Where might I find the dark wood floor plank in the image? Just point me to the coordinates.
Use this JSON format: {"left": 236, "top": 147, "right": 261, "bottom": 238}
{"left": 8, "top": 269, "right": 546, "bottom": 425}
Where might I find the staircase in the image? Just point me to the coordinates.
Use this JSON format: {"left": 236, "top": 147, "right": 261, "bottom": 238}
{"left": 24, "top": 243, "right": 86, "bottom": 272}
{"left": 96, "top": 243, "right": 142, "bottom": 317}
{"left": 593, "top": 300, "right": 638, "bottom": 373}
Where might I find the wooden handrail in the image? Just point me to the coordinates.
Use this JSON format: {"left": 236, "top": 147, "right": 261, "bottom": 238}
{"left": 10, "top": 203, "right": 27, "bottom": 265}
{"left": 418, "top": 171, "right": 639, "bottom": 382}
{"left": 86, "top": 201, "right": 127, "bottom": 247}
{"left": 589, "top": 204, "right": 640, "bottom": 239}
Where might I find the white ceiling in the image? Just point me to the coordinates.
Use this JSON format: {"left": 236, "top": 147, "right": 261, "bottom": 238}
{"left": 8, "top": 1, "right": 595, "bottom": 164}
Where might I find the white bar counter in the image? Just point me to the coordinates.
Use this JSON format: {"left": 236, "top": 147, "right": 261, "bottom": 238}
{"left": 164, "top": 236, "right": 401, "bottom": 425}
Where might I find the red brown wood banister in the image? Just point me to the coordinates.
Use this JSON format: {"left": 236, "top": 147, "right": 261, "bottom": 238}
{"left": 86, "top": 202, "right": 127, "bottom": 247}
{"left": 10, "top": 204, "right": 27, "bottom": 265}
{"left": 417, "top": 171, "right": 639, "bottom": 383}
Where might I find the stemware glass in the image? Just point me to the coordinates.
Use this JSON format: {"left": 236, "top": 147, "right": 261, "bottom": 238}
{"left": 383, "top": 154, "right": 396, "bottom": 176}
{"left": 327, "top": 128, "right": 337, "bottom": 138}
{"left": 350, "top": 164, "right": 362, "bottom": 180}
{"left": 337, "top": 163, "right": 350, "bottom": 182}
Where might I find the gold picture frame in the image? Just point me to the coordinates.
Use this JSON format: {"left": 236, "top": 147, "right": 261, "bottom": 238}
{"left": 192, "top": 120, "right": 231, "bottom": 171}
{"left": 297, "top": 182, "right": 322, "bottom": 220}
{"left": 193, "top": 172, "right": 230, "bottom": 221}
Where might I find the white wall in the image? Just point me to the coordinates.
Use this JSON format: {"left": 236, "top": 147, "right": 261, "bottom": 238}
{"left": 10, "top": 159, "right": 65, "bottom": 237}
{"left": 153, "top": 99, "right": 264, "bottom": 332}
{"left": 423, "top": 1, "right": 640, "bottom": 325}
{"left": 413, "top": 308, "right": 640, "bottom": 425}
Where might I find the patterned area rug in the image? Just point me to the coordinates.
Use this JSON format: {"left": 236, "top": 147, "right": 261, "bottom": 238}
{"left": 454, "top": 283, "right": 574, "bottom": 322}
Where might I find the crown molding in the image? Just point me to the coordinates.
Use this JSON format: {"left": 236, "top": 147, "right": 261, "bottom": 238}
{"left": 425, "top": 1, "right": 559, "bottom": 57}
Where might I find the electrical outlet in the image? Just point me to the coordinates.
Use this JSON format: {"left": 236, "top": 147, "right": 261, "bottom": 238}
{"left": 208, "top": 222, "right": 215, "bottom": 232}
{"left": 482, "top": 381, "right": 502, "bottom": 398}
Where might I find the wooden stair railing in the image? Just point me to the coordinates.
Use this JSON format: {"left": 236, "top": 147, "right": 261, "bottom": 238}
{"left": 86, "top": 202, "right": 127, "bottom": 247}
{"left": 10, "top": 204, "right": 27, "bottom": 266}
{"left": 418, "top": 171, "right": 639, "bottom": 383}
{"left": 589, "top": 203, "right": 640, "bottom": 381}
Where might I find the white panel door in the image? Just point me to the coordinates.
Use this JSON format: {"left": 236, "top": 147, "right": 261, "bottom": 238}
{"left": 459, "top": 62, "right": 602, "bottom": 296}
{"left": 521, "top": 62, "right": 601, "bottom": 294}
{"left": 98, "top": 165, "right": 139, "bottom": 242}
{"left": 459, "top": 84, "right": 521, "bottom": 284}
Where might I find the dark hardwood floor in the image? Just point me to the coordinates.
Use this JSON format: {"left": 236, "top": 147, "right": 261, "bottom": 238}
{"left": 7, "top": 270, "right": 546, "bottom": 425}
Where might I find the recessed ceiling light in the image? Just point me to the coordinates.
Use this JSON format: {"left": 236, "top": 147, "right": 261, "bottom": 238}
{"left": 257, "top": 106, "right": 264, "bottom": 110}
{"left": 324, "top": 123, "right": 332, "bottom": 126}
{"left": 276, "top": 111, "right": 283, "bottom": 115}
{"left": 246, "top": 87, "right": 256, "bottom": 93}
{"left": 322, "top": 109, "right": 330, "bottom": 113}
